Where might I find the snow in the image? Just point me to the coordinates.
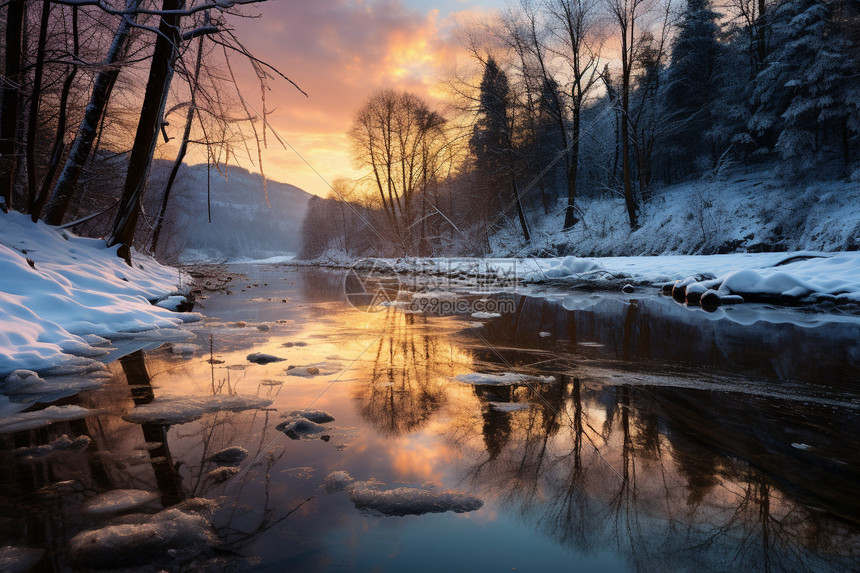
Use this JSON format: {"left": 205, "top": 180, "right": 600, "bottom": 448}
{"left": 0, "top": 405, "right": 93, "bottom": 434}
{"left": 206, "top": 466, "right": 240, "bottom": 482}
{"left": 284, "top": 409, "right": 335, "bottom": 423}
{"left": 276, "top": 416, "right": 330, "bottom": 439}
{"left": 454, "top": 372, "right": 557, "bottom": 386}
{"left": 67, "top": 502, "right": 217, "bottom": 569}
{"left": 0, "top": 209, "right": 198, "bottom": 377}
{"left": 0, "top": 546, "right": 43, "bottom": 573}
{"left": 246, "top": 352, "right": 285, "bottom": 364}
{"left": 471, "top": 311, "right": 501, "bottom": 319}
{"left": 206, "top": 446, "right": 248, "bottom": 465}
{"left": 488, "top": 401, "right": 531, "bottom": 412}
{"left": 285, "top": 361, "right": 343, "bottom": 377}
{"left": 15, "top": 434, "right": 90, "bottom": 458}
{"left": 122, "top": 394, "right": 272, "bottom": 425}
{"left": 82, "top": 489, "right": 160, "bottom": 514}
{"left": 324, "top": 471, "right": 483, "bottom": 516}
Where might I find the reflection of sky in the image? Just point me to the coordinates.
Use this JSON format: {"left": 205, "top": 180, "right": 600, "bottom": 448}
{"left": 6, "top": 266, "right": 858, "bottom": 571}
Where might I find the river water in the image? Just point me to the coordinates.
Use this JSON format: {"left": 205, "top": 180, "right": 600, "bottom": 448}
{"left": 1, "top": 264, "right": 859, "bottom": 572}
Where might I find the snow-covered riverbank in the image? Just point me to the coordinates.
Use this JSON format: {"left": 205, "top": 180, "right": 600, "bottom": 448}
{"left": 0, "top": 210, "right": 197, "bottom": 379}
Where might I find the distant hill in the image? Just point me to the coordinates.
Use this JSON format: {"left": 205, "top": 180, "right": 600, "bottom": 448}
{"left": 148, "top": 161, "right": 312, "bottom": 262}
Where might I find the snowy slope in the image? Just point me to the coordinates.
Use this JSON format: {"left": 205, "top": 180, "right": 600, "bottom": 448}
{"left": 0, "top": 210, "right": 196, "bottom": 378}
{"left": 492, "top": 168, "right": 860, "bottom": 257}
{"left": 149, "top": 163, "right": 312, "bottom": 262}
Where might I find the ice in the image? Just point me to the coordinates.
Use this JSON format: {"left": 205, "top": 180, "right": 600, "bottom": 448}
{"left": 276, "top": 416, "right": 328, "bottom": 439}
{"left": 488, "top": 401, "right": 530, "bottom": 412}
{"left": 284, "top": 409, "right": 335, "bottom": 423}
{"left": 67, "top": 503, "right": 217, "bottom": 569}
{"left": 206, "top": 446, "right": 248, "bottom": 465}
{"left": 154, "top": 295, "right": 187, "bottom": 310}
{"left": 122, "top": 394, "right": 272, "bottom": 425}
{"left": 206, "top": 466, "right": 240, "bottom": 482}
{"left": 285, "top": 361, "right": 343, "bottom": 377}
{"left": 471, "top": 312, "right": 501, "bottom": 319}
{"left": 82, "top": 489, "right": 160, "bottom": 515}
{"left": 246, "top": 352, "right": 286, "bottom": 364}
{"left": 15, "top": 434, "right": 90, "bottom": 458}
{"left": 323, "top": 470, "right": 355, "bottom": 493}
{"left": 539, "top": 331, "right": 551, "bottom": 337}
{"left": 169, "top": 343, "right": 198, "bottom": 354}
{"left": 0, "top": 546, "right": 43, "bottom": 573}
{"left": 0, "top": 405, "right": 92, "bottom": 433}
{"left": 454, "top": 372, "right": 556, "bottom": 386}
{"left": 1, "top": 369, "right": 105, "bottom": 398}
{"left": 3, "top": 369, "right": 42, "bottom": 392}
{"left": 324, "top": 471, "right": 483, "bottom": 516}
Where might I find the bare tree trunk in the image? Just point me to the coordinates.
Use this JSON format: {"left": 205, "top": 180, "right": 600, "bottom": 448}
{"left": 109, "top": 0, "right": 184, "bottom": 263}
{"left": 34, "top": 7, "right": 79, "bottom": 221}
{"left": 563, "top": 107, "right": 581, "bottom": 229}
{"left": 27, "top": 1, "right": 51, "bottom": 219}
{"left": 44, "top": 0, "right": 141, "bottom": 225}
{"left": 0, "top": 0, "right": 25, "bottom": 209}
{"left": 512, "top": 175, "right": 530, "bottom": 242}
{"left": 150, "top": 35, "right": 204, "bottom": 254}
{"left": 620, "top": 24, "right": 638, "bottom": 229}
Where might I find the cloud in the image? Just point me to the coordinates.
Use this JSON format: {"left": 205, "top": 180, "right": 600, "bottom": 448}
{"left": 219, "top": 0, "right": 481, "bottom": 196}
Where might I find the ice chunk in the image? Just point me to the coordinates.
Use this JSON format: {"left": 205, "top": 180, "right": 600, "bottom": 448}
{"left": 323, "top": 470, "right": 355, "bottom": 493}
{"left": 538, "top": 331, "right": 551, "bottom": 337}
{"left": 82, "top": 489, "right": 159, "bottom": 515}
{"left": 454, "top": 372, "right": 556, "bottom": 386}
{"left": 285, "top": 361, "right": 343, "bottom": 377}
{"left": 155, "top": 295, "right": 187, "bottom": 310}
{"left": 246, "top": 352, "right": 285, "bottom": 364}
{"left": 0, "top": 405, "right": 92, "bottom": 434}
{"left": 347, "top": 482, "right": 483, "bottom": 516}
{"left": 122, "top": 394, "right": 272, "bottom": 425}
{"left": 169, "top": 343, "right": 198, "bottom": 354}
{"left": 0, "top": 546, "right": 43, "bottom": 573}
{"left": 206, "top": 446, "right": 248, "bottom": 465}
{"left": 284, "top": 409, "right": 334, "bottom": 424}
{"left": 206, "top": 466, "right": 240, "bottom": 483}
{"left": 15, "top": 434, "right": 90, "bottom": 458}
{"left": 3, "top": 369, "right": 42, "bottom": 393}
{"left": 276, "top": 417, "right": 327, "bottom": 439}
{"left": 67, "top": 505, "right": 217, "bottom": 569}
{"left": 471, "top": 312, "right": 501, "bottom": 319}
{"left": 488, "top": 401, "right": 530, "bottom": 412}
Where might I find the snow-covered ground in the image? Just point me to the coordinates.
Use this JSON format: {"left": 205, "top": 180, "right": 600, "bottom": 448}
{"left": 0, "top": 210, "right": 196, "bottom": 380}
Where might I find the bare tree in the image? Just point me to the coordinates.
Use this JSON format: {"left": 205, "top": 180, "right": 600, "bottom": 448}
{"left": 0, "top": 0, "right": 26, "bottom": 209}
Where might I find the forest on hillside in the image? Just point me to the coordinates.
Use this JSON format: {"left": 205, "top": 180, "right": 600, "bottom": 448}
{"left": 300, "top": 0, "right": 860, "bottom": 259}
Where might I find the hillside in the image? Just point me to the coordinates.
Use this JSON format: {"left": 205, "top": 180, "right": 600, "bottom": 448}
{"left": 148, "top": 162, "right": 312, "bottom": 262}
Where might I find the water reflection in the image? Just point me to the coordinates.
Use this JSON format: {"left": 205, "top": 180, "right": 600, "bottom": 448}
{"left": 1, "top": 268, "right": 858, "bottom": 571}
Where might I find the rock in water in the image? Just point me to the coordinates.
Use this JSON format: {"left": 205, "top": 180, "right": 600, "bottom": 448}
{"left": 206, "top": 446, "right": 248, "bottom": 465}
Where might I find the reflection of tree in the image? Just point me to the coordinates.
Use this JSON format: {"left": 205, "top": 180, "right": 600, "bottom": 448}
{"left": 352, "top": 311, "right": 451, "bottom": 437}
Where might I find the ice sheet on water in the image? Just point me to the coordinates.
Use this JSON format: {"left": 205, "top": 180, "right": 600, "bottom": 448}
{"left": 67, "top": 503, "right": 217, "bottom": 569}
{"left": 276, "top": 417, "right": 328, "bottom": 439}
{"left": 283, "top": 409, "right": 335, "bottom": 423}
{"left": 2, "top": 368, "right": 106, "bottom": 398}
{"left": 0, "top": 405, "right": 93, "bottom": 434}
{"left": 285, "top": 361, "right": 343, "bottom": 377}
{"left": 15, "top": 434, "right": 90, "bottom": 458}
{"left": 471, "top": 312, "right": 501, "bottom": 319}
{"left": 206, "top": 466, "right": 240, "bottom": 483}
{"left": 207, "top": 446, "right": 248, "bottom": 465}
{"left": 324, "top": 471, "right": 483, "bottom": 516}
{"left": 0, "top": 546, "right": 43, "bottom": 573}
{"left": 488, "top": 401, "right": 530, "bottom": 412}
{"left": 454, "top": 372, "right": 556, "bottom": 386}
{"left": 82, "top": 489, "right": 160, "bottom": 515}
{"left": 246, "top": 352, "right": 285, "bottom": 364}
{"left": 122, "top": 394, "right": 272, "bottom": 425}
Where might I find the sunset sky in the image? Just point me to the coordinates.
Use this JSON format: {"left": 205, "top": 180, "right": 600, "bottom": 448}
{"left": 216, "top": 0, "right": 506, "bottom": 197}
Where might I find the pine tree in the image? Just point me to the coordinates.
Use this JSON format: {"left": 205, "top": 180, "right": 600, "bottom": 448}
{"left": 661, "top": 0, "right": 723, "bottom": 175}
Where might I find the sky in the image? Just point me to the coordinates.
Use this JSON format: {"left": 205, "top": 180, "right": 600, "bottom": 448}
{"left": 210, "top": 0, "right": 505, "bottom": 198}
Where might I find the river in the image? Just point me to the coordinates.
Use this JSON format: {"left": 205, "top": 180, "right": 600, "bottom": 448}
{"left": 1, "top": 263, "right": 858, "bottom": 572}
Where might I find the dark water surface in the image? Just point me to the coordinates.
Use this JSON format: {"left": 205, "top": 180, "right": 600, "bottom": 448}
{"left": 1, "top": 264, "right": 859, "bottom": 572}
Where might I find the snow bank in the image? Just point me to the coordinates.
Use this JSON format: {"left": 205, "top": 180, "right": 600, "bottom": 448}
{"left": 324, "top": 471, "right": 483, "bottom": 516}
{"left": 454, "top": 372, "right": 556, "bottom": 386}
{"left": 122, "top": 394, "right": 272, "bottom": 425}
{"left": 0, "top": 210, "right": 197, "bottom": 377}
{"left": 0, "top": 546, "right": 43, "bottom": 573}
